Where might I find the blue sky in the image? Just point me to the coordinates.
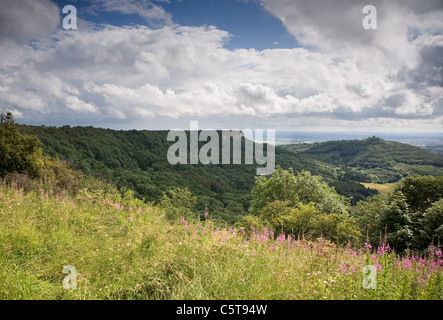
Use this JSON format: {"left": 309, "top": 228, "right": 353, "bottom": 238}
{"left": 0, "top": 0, "right": 442, "bottom": 132}
{"left": 58, "top": 0, "right": 299, "bottom": 50}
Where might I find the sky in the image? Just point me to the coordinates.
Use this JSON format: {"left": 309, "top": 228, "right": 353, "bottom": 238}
{"left": 0, "top": 0, "right": 442, "bottom": 132}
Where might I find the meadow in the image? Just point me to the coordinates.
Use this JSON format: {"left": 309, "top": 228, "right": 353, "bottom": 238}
{"left": 1, "top": 182, "right": 442, "bottom": 300}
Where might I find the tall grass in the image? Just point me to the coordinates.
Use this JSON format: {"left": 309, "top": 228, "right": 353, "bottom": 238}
{"left": 0, "top": 183, "right": 441, "bottom": 300}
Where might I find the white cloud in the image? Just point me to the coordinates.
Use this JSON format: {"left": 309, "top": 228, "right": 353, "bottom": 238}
{"left": 0, "top": 0, "right": 441, "bottom": 131}
{"left": 87, "top": 0, "right": 173, "bottom": 26}
{"left": 65, "top": 96, "right": 99, "bottom": 114}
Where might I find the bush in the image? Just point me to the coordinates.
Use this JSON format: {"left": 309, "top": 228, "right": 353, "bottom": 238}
{"left": 160, "top": 187, "right": 197, "bottom": 221}
{"left": 0, "top": 111, "right": 44, "bottom": 177}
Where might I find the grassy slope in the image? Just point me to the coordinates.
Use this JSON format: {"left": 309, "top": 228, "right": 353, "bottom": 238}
{"left": 280, "top": 137, "right": 443, "bottom": 183}
{"left": 1, "top": 184, "right": 442, "bottom": 300}
{"left": 360, "top": 183, "right": 397, "bottom": 196}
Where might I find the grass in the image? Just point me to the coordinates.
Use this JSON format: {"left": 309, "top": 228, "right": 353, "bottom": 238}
{"left": 361, "top": 182, "right": 397, "bottom": 195}
{"left": 0, "top": 183, "right": 442, "bottom": 300}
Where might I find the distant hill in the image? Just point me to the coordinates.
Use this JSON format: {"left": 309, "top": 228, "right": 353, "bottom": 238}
{"left": 19, "top": 126, "right": 441, "bottom": 222}
{"left": 279, "top": 137, "right": 443, "bottom": 183}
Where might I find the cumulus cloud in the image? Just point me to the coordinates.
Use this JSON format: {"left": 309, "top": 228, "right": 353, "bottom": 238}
{"left": 0, "top": 0, "right": 441, "bottom": 131}
{"left": 0, "top": 0, "right": 60, "bottom": 41}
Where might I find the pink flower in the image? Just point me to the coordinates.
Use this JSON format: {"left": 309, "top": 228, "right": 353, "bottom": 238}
{"left": 204, "top": 211, "right": 208, "bottom": 218}
{"left": 350, "top": 265, "right": 356, "bottom": 273}
{"left": 339, "top": 263, "right": 347, "bottom": 273}
{"left": 128, "top": 216, "right": 133, "bottom": 222}
{"left": 202, "top": 229, "right": 206, "bottom": 235}
{"left": 181, "top": 218, "right": 187, "bottom": 224}
{"left": 375, "top": 264, "right": 382, "bottom": 272}
{"left": 129, "top": 207, "right": 133, "bottom": 213}
{"left": 377, "top": 242, "right": 391, "bottom": 255}
{"left": 364, "top": 242, "right": 372, "bottom": 250}
{"left": 429, "top": 261, "right": 438, "bottom": 272}
{"left": 403, "top": 259, "right": 412, "bottom": 270}
{"left": 250, "top": 225, "right": 254, "bottom": 230}
{"left": 435, "top": 249, "right": 442, "bottom": 258}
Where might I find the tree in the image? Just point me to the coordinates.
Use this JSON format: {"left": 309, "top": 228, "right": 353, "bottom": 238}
{"left": 0, "top": 111, "right": 44, "bottom": 177}
{"left": 249, "top": 166, "right": 350, "bottom": 215}
{"left": 395, "top": 175, "right": 443, "bottom": 212}
{"left": 356, "top": 191, "right": 414, "bottom": 252}
{"left": 415, "top": 199, "right": 443, "bottom": 248}
{"left": 246, "top": 166, "right": 360, "bottom": 244}
{"left": 159, "top": 187, "right": 197, "bottom": 221}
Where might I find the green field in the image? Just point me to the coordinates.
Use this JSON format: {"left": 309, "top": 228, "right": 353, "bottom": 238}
{"left": 361, "top": 182, "right": 397, "bottom": 195}
{"left": 1, "top": 183, "right": 442, "bottom": 300}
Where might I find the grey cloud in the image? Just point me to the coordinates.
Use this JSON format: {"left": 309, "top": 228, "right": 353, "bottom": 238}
{"left": 0, "top": 0, "right": 60, "bottom": 41}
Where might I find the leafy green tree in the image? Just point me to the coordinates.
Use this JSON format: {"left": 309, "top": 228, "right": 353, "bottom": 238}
{"left": 415, "top": 199, "right": 443, "bottom": 248}
{"left": 356, "top": 191, "right": 413, "bottom": 252}
{"left": 249, "top": 166, "right": 349, "bottom": 215}
{"left": 395, "top": 175, "right": 443, "bottom": 212}
{"left": 160, "top": 187, "right": 197, "bottom": 221}
{"left": 0, "top": 111, "right": 44, "bottom": 177}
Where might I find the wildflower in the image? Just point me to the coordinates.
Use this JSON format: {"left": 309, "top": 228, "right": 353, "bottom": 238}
{"left": 241, "top": 229, "right": 246, "bottom": 235}
{"left": 435, "top": 249, "right": 442, "bottom": 258}
{"left": 49, "top": 190, "right": 54, "bottom": 195}
{"left": 202, "top": 229, "right": 206, "bottom": 235}
{"left": 250, "top": 225, "right": 254, "bottom": 230}
{"left": 339, "top": 263, "right": 347, "bottom": 273}
{"left": 181, "top": 218, "right": 187, "bottom": 224}
{"left": 429, "top": 261, "right": 438, "bottom": 272}
{"left": 428, "top": 247, "right": 434, "bottom": 256}
{"left": 403, "top": 259, "right": 412, "bottom": 270}
{"left": 229, "top": 228, "right": 233, "bottom": 233}
{"left": 364, "top": 242, "right": 372, "bottom": 251}
{"left": 350, "top": 265, "right": 356, "bottom": 273}
{"left": 375, "top": 264, "right": 382, "bottom": 272}
{"left": 377, "top": 242, "right": 390, "bottom": 255}
{"left": 128, "top": 216, "right": 133, "bottom": 222}
{"left": 129, "top": 207, "right": 133, "bottom": 213}
{"left": 204, "top": 211, "right": 208, "bottom": 218}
